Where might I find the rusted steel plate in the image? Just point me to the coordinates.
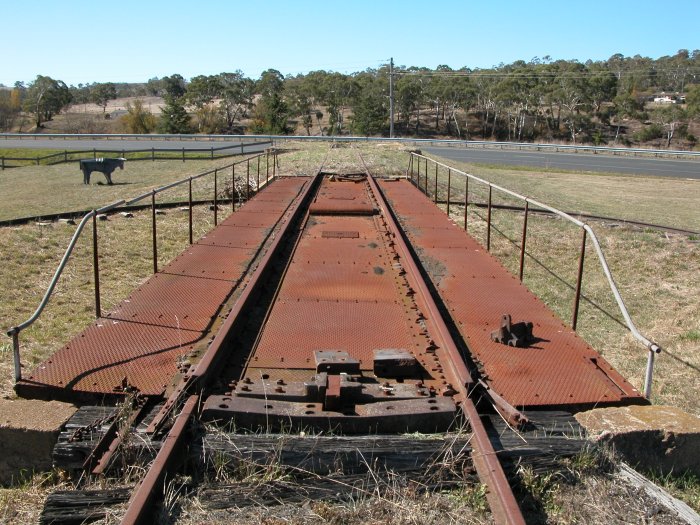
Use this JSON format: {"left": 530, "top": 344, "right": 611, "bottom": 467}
{"left": 20, "top": 321, "right": 202, "bottom": 396}
{"left": 293, "top": 238, "right": 390, "bottom": 266}
{"left": 197, "top": 225, "right": 266, "bottom": 249}
{"left": 307, "top": 215, "right": 382, "bottom": 240}
{"left": 279, "top": 262, "right": 397, "bottom": 303}
{"left": 105, "top": 273, "right": 230, "bottom": 332}
{"left": 219, "top": 210, "right": 287, "bottom": 228}
{"left": 162, "top": 245, "right": 252, "bottom": 281}
{"left": 310, "top": 179, "right": 376, "bottom": 215}
{"left": 378, "top": 179, "right": 645, "bottom": 408}
{"left": 16, "top": 177, "right": 309, "bottom": 400}
{"left": 250, "top": 300, "right": 420, "bottom": 370}
{"left": 201, "top": 395, "right": 456, "bottom": 434}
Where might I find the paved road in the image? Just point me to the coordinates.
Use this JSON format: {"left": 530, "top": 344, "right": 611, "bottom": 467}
{"left": 0, "top": 137, "right": 269, "bottom": 154}
{"left": 424, "top": 147, "right": 700, "bottom": 179}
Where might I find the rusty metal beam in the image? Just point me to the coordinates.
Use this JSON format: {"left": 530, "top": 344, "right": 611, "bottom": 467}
{"left": 121, "top": 395, "right": 198, "bottom": 525}
{"left": 365, "top": 172, "right": 526, "bottom": 525}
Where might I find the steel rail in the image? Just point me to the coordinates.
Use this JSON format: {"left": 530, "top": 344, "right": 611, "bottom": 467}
{"left": 362, "top": 156, "right": 525, "bottom": 525}
{"left": 5, "top": 151, "right": 275, "bottom": 383}
{"left": 409, "top": 152, "right": 661, "bottom": 397}
{"left": 144, "top": 173, "right": 318, "bottom": 434}
{"left": 121, "top": 394, "right": 199, "bottom": 525}
{"left": 122, "top": 177, "right": 319, "bottom": 522}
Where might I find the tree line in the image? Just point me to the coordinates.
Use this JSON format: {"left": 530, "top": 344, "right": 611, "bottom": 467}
{"left": 1, "top": 50, "right": 699, "bottom": 148}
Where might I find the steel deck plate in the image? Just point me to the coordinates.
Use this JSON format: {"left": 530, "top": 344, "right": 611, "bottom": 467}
{"left": 251, "top": 299, "right": 421, "bottom": 370}
{"left": 16, "top": 177, "right": 309, "bottom": 400}
{"left": 197, "top": 226, "right": 266, "bottom": 249}
{"left": 105, "top": 273, "right": 231, "bottom": 332}
{"left": 279, "top": 261, "right": 397, "bottom": 303}
{"left": 378, "top": 178, "right": 644, "bottom": 408}
{"left": 162, "top": 244, "right": 251, "bottom": 281}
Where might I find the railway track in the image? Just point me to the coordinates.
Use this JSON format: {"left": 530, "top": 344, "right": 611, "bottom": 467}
{"left": 31, "top": 147, "right": 639, "bottom": 524}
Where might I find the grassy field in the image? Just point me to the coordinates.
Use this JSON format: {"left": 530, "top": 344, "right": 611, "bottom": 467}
{"left": 0, "top": 141, "right": 698, "bottom": 522}
{"left": 0, "top": 153, "right": 270, "bottom": 221}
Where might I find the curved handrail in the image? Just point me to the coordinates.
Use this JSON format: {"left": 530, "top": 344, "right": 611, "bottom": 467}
{"left": 410, "top": 152, "right": 662, "bottom": 397}
{"left": 6, "top": 200, "right": 124, "bottom": 381}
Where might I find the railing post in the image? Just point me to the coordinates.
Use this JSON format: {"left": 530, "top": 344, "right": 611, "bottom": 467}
{"left": 151, "top": 190, "right": 158, "bottom": 274}
{"left": 416, "top": 156, "right": 420, "bottom": 190}
{"left": 424, "top": 158, "right": 429, "bottom": 194}
{"left": 64, "top": 150, "right": 68, "bottom": 163}
{"left": 256, "top": 155, "right": 260, "bottom": 193}
{"left": 464, "top": 176, "right": 469, "bottom": 231}
{"left": 92, "top": 213, "right": 101, "bottom": 318}
{"left": 211, "top": 146, "right": 214, "bottom": 160}
{"left": 266, "top": 150, "right": 270, "bottom": 185}
{"left": 93, "top": 148, "right": 96, "bottom": 159}
{"left": 519, "top": 201, "right": 529, "bottom": 282}
{"left": 273, "top": 150, "right": 277, "bottom": 179}
{"left": 12, "top": 330, "right": 20, "bottom": 382}
{"left": 446, "top": 168, "right": 451, "bottom": 216}
{"left": 409, "top": 155, "right": 414, "bottom": 181}
{"left": 434, "top": 162, "right": 438, "bottom": 203}
{"left": 182, "top": 147, "right": 185, "bottom": 163}
{"left": 246, "top": 159, "right": 250, "bottom": 201}
{"left": 644, "top": 350, "right": 657, "bottom": 398}
{"left": 188, "top": 177, "right": 193, "bottom": 244}
{"left": 213, "top": 168, "right": 218, "bottom": 226}
{"left": 571, "top": 227, "right": 587, "bottom": 330}
{"left": 232, "top": 164, "right": 236, "bottom": 212}
{"left": 486, "top": 185, "right": 492, "bottom": 251}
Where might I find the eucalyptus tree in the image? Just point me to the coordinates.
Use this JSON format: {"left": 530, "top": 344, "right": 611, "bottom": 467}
{"left": 350, "top": 69, "right": 387, "bottom": 136}
{"left": 252, "top": 69, "right": 289, "bottom": 134}
{"left": 90, "top": 83, "right": 118, "bottom": 113}
{"left": 396, "top": 68, "right": 427, "bottom": 132}
{"left": 218, "top": 72, "right": 255, "bottom": 132}
{"left": 23, "top": 75, "right": 72, "bottom": 127}
{"left": 186, "top": 75, "right": 225, "bottom": 133}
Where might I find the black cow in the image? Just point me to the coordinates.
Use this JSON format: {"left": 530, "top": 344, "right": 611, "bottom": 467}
{"left": 80, "top": 158, "right": 126, "bottom": 185}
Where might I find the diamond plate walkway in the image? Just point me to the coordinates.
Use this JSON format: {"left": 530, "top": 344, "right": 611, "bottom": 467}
{"left": 16, "top": 177, "right": 309, "bottom": 400}
{"left": 378, "top": 178, "right": 646, "bottom": 409}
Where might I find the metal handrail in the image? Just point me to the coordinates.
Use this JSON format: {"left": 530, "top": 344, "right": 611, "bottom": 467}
{"left": 6, "top": 200, "right": 124, "bottom": 380}
{"left": 0, "top": 140, "right": 273, "bottom": 168}
{"left": 1, "top": 133, "right": 699, "bottom": 158}
{"left": 6, "top": 150, "right": 275, "bottom": 382}
{"left": 409, "top": 152, "right": 662, "bottom": 398}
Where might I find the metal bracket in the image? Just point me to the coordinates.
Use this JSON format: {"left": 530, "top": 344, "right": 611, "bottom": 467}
{"left": 490, "top": 314, "right": 535, "bottom": 348}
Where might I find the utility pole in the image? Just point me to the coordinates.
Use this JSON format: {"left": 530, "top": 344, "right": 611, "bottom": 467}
{"left": 389, "top": 57, "right": 394, "bottom": 138}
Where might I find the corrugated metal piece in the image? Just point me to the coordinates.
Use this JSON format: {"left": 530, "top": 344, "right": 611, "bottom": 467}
{"left": 15, "top": 177, "right": 309, "bottom": 400}
{"left": 378, "top": 178, "right": 645, "bottom": 408}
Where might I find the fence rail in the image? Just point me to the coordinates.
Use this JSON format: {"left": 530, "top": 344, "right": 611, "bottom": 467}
{"left": 408, "top": 152, "right": 661, "bottom": 398}
{"left": 6, "top": 150, "right": 278, "bottom": 382}
{"left": 0, "top": 140, "right": 272, "bottom": 169}
{"left": 1, "top": 133, "right": 699, "bottom": 159}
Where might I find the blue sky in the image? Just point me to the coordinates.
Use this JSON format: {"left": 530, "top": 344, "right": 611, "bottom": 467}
{"left": 3, "top": 0, "right": 699, "bottom": 86}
